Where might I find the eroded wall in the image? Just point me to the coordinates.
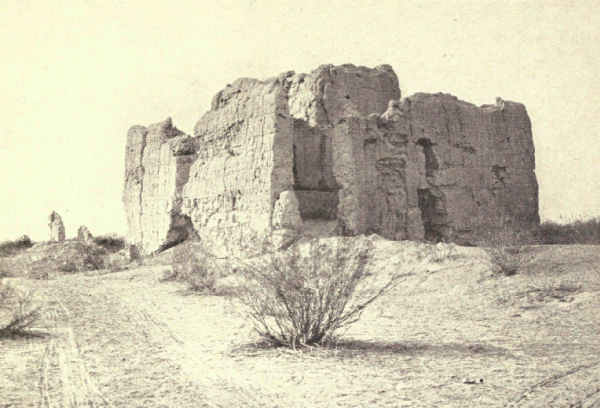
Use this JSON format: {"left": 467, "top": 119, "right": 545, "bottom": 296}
{"left": 327, "top": 94, "right": 539, "bottom": 245}
{"left": 123, "top": 64, "right": 539, "bottom": 254}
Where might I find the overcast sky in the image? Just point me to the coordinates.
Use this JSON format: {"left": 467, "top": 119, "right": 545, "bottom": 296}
{"left": 1, "top": 0, "right": 598, "bottom": 241}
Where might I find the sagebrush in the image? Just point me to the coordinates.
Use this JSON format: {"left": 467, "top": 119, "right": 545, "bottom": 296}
{"left": 235, "top": 238, "right": 414, "bottom": 349}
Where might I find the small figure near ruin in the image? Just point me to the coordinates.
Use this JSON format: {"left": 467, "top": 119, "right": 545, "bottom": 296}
{"left": 77, "top": 225, "right": 93, "bottom": 242}
{"left": 48, "top": 211, "right": 65, "bottom": 242}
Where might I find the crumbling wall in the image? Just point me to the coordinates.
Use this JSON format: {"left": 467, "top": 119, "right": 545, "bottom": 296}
{"left": 326, "top": 94, "right": 539, "bottom": 244}
{"left": 123, "top": 64, "right": 539, "bottom": 255}
{"left": 404, "top": 94, "right": 539, "bottom": 244}
{"left": 123, "top": 118, "right": 198, "bottom": 254}
{"left": 48, "top": 211, "right": 65, "bottom": 242}
{"left": 180, "top": 75, "right": 294, "bottom": 257}
{"left": 286, "top": 64, "right": 401, "bottom": 236}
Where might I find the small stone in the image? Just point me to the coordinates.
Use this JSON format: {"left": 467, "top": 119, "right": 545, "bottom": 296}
{"left": 272, "top": 191, "right": 303, "bottom": 231}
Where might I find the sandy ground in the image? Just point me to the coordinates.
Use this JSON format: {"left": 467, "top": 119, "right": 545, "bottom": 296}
{"left": 1, "top": 243, "right": 599, "bottom": 407}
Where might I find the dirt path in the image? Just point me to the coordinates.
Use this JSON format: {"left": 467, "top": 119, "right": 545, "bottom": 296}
{"left": 6, "top": 268, "right": 218, "bottom": 408}
{"left": 2, "top": 244, "right": 600, "bottom": 407}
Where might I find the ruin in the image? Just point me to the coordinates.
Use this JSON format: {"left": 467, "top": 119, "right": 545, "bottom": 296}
{"left": 77, "top": 225, "right": 93, "bottom": 242}
{"left": 123, "top": 64, "right": 539, "bottom": 256}
{"left": 49, "top": 211, "right": 65, "bottom": 242}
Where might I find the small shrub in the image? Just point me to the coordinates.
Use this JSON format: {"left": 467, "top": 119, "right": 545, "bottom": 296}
{"left": 170, "top": 244, "right": 220, "bottom": 293}
{"left": 487, "top": 246, "right": 522, "bottom": 276}
{"left": 482, "top": 221, "right": 532, "bottom": 277}
{"left": 0, "top": 236, "right": 33, "bottom": 258}
{"left": 0, "top": 283, "right": 41, "bottom": 337}
{"left": 93, "top": 235, "right": 126, "bottom": 253}
{"left": 58, "top": 261, "right": 78, "bottom": 273}
{"left": 235, "top": 238, "right": 410, "bottom": 349}
{"left": 430, "top": 243, "right": 460, "bottom": 263}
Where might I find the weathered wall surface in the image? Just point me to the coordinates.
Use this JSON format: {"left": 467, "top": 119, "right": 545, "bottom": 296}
{"left": 329, "top": 95, "right": 539, "bottom": 245}
{"left": 183, "top": 75, "right": 294, "bottom": 257}
{"left": 123, "top": 64, "right": 539, "bottom": 254}
{"left": 48, "top": 211, "right": 65, "bottom": 242}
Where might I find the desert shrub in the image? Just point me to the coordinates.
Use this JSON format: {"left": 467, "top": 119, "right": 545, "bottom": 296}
{"left": 430, "top": 242, "right": 460, "bottom": 263}
{"left": 93, "top": 235, "right": 126, "bottom": 253}
{"left": 483, "top": 225, "right": 531, "bottom": 276}
{"left": 0, "top": 236, "right": 33, "bottom": 258}
{"left": 58, "top": 261, "right": 78, "bottom": 273}
{"left": 169, "top": 244, "right": 220, "bottom": 293}
{"left": 536, "top": 217, "right": 600, "bottom": 245}
{"left": 235, "top": 238, "right": 411, "bottom": 349}
{"left": 0, "top": 283, "right": 41, "bottom": 337}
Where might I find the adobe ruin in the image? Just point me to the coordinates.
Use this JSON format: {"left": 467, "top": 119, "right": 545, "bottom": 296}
{"left": 123, "top": 64, "right": 539, "bottom": 256}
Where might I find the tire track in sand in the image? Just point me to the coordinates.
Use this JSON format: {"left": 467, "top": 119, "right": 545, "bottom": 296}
{"left": 505, "top": 360, "right": 600, "bottom": 407}
{"left": 39, "top": 298, "right": 113, "bottom": 408}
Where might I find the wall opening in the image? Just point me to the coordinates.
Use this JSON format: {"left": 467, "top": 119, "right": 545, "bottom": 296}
{"left": 416, "top": 137, "right": 447, "bottom": 242}
{"left": 292, "top": 119, "right": 339, "bottom": 221}
{"left": 158, "top": 214, "right": 198, "bottom": 252}
{"left": 418, "top": 189, "right": 446, "bottom": 242}
{"left": 416, "top": 138, "right": 439, "bottom": 177}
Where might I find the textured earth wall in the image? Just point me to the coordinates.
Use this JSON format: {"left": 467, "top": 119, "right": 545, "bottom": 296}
{"left": 330, "top": 95, "right": 539, "bottom": 245}
{"left": 123, "top": 64, "right": 539, "bottom": 255}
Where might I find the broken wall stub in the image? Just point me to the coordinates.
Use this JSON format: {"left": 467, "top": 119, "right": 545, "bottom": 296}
{"left": 48, "top": 211, "right": 65, "bottom": 242}
{"left": 123, "top": 64, "right": 539, "bottom": 255}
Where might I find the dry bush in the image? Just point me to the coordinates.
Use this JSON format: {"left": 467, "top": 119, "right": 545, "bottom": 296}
{"left": 168, "top": 243, "right": 221, "bottom": 293}
{"left": 0, "top": 283, "right": 41, "bottom": 337}
{"left": 483, "top": 225, "right": 532, "bottom": 277}
{"left": 93, "top": 235, "right": 126, "bottom": 253}
{"left": 234, "top": 238, "right": 412, "bottom": 349}
{"left": 0, "top": 236, "right": 33, "bottom": 258}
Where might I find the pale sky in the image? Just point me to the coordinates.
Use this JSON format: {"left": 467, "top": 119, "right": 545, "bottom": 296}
{"left": 1, "top": 0, "right": 599, "bottom": 242}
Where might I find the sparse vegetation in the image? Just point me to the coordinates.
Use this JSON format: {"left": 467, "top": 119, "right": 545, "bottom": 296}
{"left": 483, "top": 224, "right": 531, "bottom": 277}
{"left": 93, "top": 235, "right": 126, "bottom": 253}
{"left": 536, "top": 217, "right": 600, "bottom": 245}
{"left": 167, "top": 243, "right": 221, "bottom": 294}
{"left": 0, "top": 283, "right": 41, "bottom": 337}
{"left": 0, "top": 236, "right": 34, "bottom": 258}
{"left": 234, "top": 238, "right": 412, "bottom": 349}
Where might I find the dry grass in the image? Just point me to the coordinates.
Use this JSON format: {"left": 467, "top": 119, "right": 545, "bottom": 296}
{"left": 536, "top": 217, "right": 600, "bottom": 245}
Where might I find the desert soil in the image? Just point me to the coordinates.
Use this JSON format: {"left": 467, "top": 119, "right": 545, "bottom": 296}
{"left": 1, "top": 243, "right": 599, "bottom": 407}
